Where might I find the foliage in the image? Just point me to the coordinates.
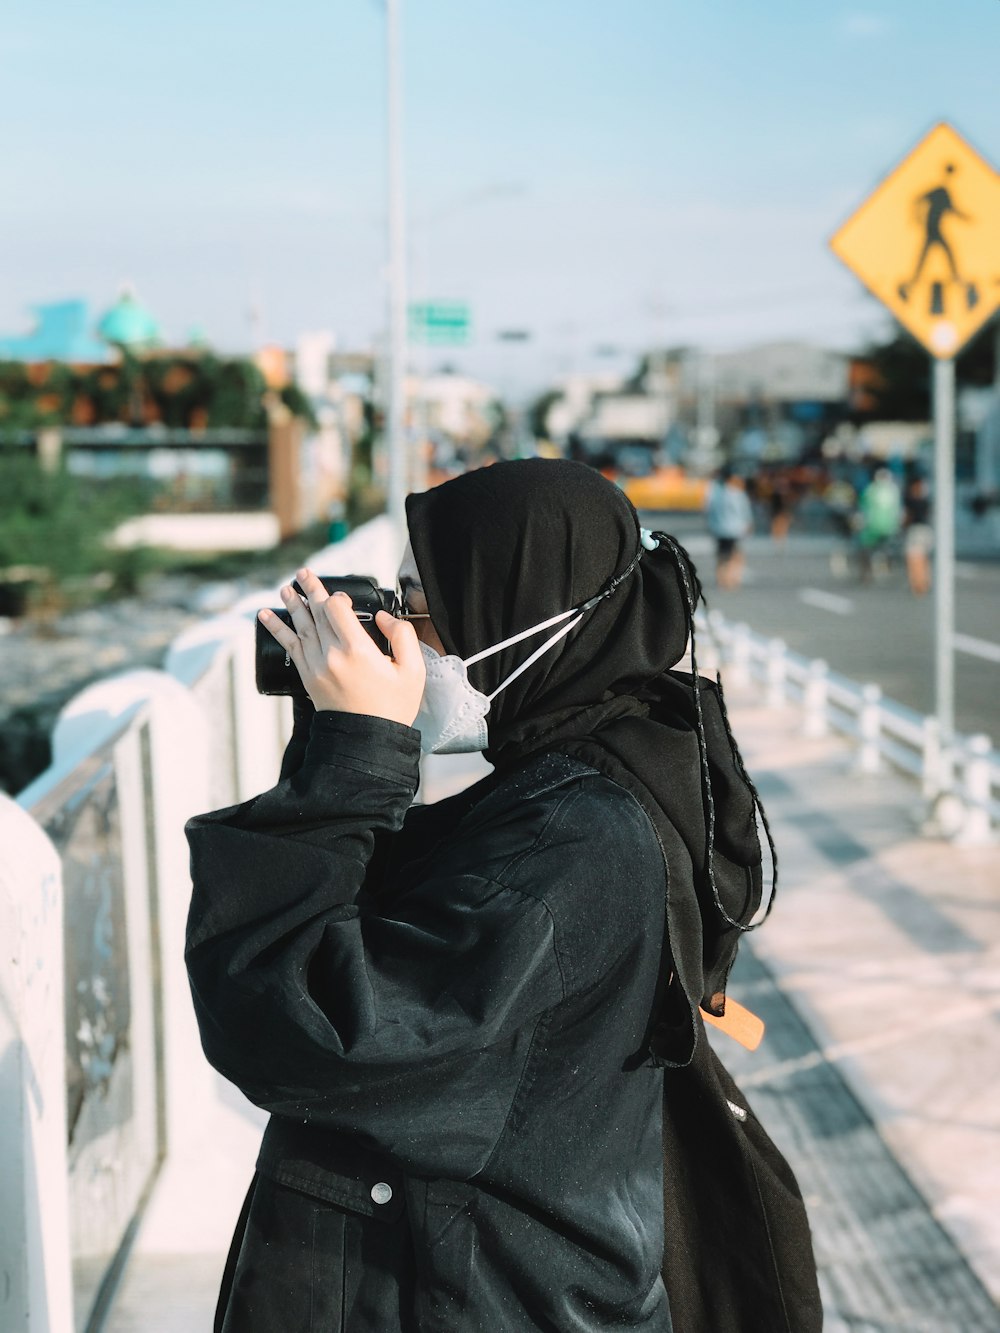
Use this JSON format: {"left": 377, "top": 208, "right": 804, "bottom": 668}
{"left": 853, "top": 317, "right": 998, "bottom": 421}
{"left": 345, "top": 425, "right": 385, "bottom": 529}
{"left": 852, "top": 334, "right": 931, "bottom": 421}
{"left": 0, "top": 361, "right": 73, "bottom": 428}
{"left": 0, "top": 351, "right": 314, "bottom": 432}
{"left": 204, "top": 355, "right": 269, "bottom": 428}
{"left": 279, "top": 382, "right": 319, "bottom": 430}
{"left": 527, "top": 389, "right": 561, "bottom": 440}
{"left": 0, "top": 448, "right": 147, "bottom": 602}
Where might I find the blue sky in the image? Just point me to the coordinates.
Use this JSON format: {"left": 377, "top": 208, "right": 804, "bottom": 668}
{"left": 2, "top": 0, "right": 998, "bottom": 394}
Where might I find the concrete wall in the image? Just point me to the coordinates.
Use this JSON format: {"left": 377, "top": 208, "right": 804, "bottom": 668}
{"left": 0, "top": 515, "right": 400, "bottom": 1332}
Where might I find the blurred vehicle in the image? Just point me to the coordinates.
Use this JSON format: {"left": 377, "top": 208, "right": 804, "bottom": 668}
{"left": 614, "top": 443, "right": 657, "bottom": 477}
{"left": 622, "top": 466, "right": 709, "bottom": 512}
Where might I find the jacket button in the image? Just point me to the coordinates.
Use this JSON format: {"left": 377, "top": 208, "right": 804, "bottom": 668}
{"left": 371, "top": 1182, "right": 393, "bottom": 1205}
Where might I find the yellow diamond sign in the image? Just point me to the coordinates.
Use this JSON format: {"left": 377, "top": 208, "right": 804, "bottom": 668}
{"left": 830, "top": 122, "right": 1000, "bottom": 358}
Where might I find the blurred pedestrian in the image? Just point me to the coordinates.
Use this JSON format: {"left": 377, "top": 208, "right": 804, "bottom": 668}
{"left": 705, "top": 466, "right": 753, "bottom": 589}
{"left": 823, "top": 475, "right": 858, "bottom": 577}
{"left": 767, "top": 470, "right": 794, "bottom": 545}
{"left": 856, "top": 467, "right": 902, "bottom": 582}
{"left": 186, "top": 459, "right": 821, "bottom": 1332}
{"left": 903, "top": 474, "right": 933, "bottom": 596}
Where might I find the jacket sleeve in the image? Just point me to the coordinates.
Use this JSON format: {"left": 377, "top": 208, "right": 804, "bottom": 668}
{"left": 278, "top": 695, "right": 315, "bottom": 781}
{"left": 184, "top": 711, "right": 564, "bottom": 1172}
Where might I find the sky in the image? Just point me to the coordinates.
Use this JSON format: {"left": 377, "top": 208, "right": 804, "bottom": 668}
{"left": 3, "top": 0, "right": 999, "bottom": 397}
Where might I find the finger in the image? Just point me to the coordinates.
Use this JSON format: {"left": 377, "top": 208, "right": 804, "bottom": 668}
{"left": 377, "top": 611, "right": 426, "bottom": 674}
{"left": 296, "top": 567, "right": 330, "bottom": 609}
{"left": 322, "top": 591, "right": 373, "bottom": 652}
{"left": 258, "top": 609, "right": 304, "bottom": 660}
{"left": 280, "top": 584, "right": 321, "bottom": 643}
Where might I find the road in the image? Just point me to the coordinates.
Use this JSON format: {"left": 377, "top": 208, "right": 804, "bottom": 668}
{"left": 640, "top": 512, "right": 1000, "bottom": 742}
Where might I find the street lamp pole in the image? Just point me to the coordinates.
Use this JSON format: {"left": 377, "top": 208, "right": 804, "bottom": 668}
{"left": 386, "top": 0, "right": 408, "bottom": 544}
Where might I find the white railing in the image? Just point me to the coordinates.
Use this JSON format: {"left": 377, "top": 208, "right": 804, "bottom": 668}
{"left": 1, "top": 516, "right": 400, "bottom": 1333}
{"left": 700, "top": 608, "right": 999, "bottom": 845}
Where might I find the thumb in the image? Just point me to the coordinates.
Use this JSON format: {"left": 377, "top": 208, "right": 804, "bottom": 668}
{"left": 378, "top": 612, "right": 426, "bottom": 675}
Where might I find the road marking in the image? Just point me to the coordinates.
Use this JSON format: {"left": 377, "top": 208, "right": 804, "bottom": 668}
{"left": 798, "top": 588, "right": 854, "bottom": 616}
{"left": 953, "top": 632, "right": 1000, "bottom": 664}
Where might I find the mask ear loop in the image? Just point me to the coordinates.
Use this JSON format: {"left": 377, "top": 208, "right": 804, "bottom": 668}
{"left": 466, "top": 543, "right": 647, "bottom": 702}
{"left": 483, "top": 611, "right": 586, "bottom": 702}
{"left": 653, "top": 530, "right": 778, "bottom": 931}
{"left": 464, "top": 606, "right": 580, "bottom": 669}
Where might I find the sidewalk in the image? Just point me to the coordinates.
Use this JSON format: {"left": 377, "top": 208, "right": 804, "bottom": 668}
{"left": 105, "top": 696, "right": 1000, "bottom": 1331}
{"left": 717, "top": 689, "right": 1000, "bottom": 1330}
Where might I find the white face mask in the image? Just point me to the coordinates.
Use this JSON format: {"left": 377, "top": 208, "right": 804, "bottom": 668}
{"left": 412, "top": 603, "right": 593, "bottom": 755}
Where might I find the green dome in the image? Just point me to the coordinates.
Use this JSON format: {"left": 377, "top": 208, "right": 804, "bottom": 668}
{"left": 98, "top": 289, "right": 162, "bottom": 349}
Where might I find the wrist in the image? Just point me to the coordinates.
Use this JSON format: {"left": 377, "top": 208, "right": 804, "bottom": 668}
{"left": 306, "top": 710, "right": 421, "bottom": 780}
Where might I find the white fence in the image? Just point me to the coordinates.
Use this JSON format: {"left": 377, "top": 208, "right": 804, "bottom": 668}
{"left": 700, "top": 609, "right": 1000, "bottom": 846}
{"left": 1, "top": 517, "right": 400, "bottom": 1333}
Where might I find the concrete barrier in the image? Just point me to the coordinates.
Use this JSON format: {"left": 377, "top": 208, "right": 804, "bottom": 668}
{"left": 2, "top": 515, "right": 400, "bottom": 1330}
{"left": 0, "top": 796, "right": 73, "bottom": 1333}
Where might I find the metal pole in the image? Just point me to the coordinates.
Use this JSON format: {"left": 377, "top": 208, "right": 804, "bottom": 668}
{"left": 933, "top": 355, "right": 956, "bottom": 754}
{"left": 386, "top": 0, "right": 408, "bottom": 543}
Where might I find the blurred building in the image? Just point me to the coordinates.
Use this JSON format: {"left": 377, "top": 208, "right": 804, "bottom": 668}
{"left": 673, "top": 341, "right": 851, "bottom": 468}
{"left": 703, "top": 341, "right": 849, "bottom": 405}
{"left": 0, "top": 293, "right": 343, "bottom": 551}
{"left": 289, "top": 331, "right": 376, "bottom": 525}
{"left": 536, "top": 343, "right": 854, "bottom": 475}
{"left": 1, "top": 288, "right": 166, "bottom": 365}
{"left": 543, "top": 372, "right": 628, "bottom": 441}
{"left": 0, "top": 300, "right": 112, "bottom": 363}
{"left": 97, "top": 288, "right": 163, "bottom": 351}
{"left": 539, "top": 371, "right": 675, "bottom": 473}
{"left": 408, "top": 371, "right": 500, "bottom": 449}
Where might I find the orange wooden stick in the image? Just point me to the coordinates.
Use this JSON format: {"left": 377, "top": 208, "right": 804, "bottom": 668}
{"left": 700, "top": 997, "right": 765, "bottom": 1051}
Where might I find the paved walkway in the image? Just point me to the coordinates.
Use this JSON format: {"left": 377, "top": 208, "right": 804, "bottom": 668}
{"left": 718, "top": 696, "right": 1000, "bottom": 1331}
{"left": 105, "top": 692, "right": 1000, "bottom": 1330}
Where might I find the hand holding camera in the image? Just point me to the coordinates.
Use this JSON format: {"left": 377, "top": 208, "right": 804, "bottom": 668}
{"left": 257, "top": 568, "right": 426, "bottom": 727}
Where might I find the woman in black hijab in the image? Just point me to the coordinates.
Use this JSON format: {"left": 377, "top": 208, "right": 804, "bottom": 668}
{"left": 185, "top": 458, "right": 821, "bottom": 1332}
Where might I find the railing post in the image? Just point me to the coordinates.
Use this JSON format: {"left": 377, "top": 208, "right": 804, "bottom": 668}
{"left": 765, "top": 638, "right": 787, "bottom": 707}
{"left": 696, "top": 621, "right": 721, "bottom": 676}
{"left": 956, "top": 734, "right": 995, "bottom": 845}
{"left": 728, "top": 622, "right": 751, "bottom": 687}
{"left": 706, "top": 608, "right": 726, "bottom": 640}
{"left": 856, "top": 683, "right": 883, "bottom": 774}
{"left": 803, "top": 659, "right": 829, "bottom": 738}
{"left": 921, "top": 715, "right": 943, "bottom": 800}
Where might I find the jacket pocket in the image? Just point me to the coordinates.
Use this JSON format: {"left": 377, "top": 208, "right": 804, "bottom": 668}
{"left": 218, "top": 1174, "right": 349, "bottom": 1333}
{"left": 406, "top": 1177, "right": 478, "bottom": 1328}
{"left": 255, "top": 1118, "right": 407, "bottom": 1224}
{"left": 218, "top": 1119, "right": 415, "bottom": 1333}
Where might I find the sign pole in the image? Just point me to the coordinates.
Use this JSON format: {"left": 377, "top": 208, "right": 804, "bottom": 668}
{"left": 932, "top": 354, "right": 956, "bottom": 779}
{"left": 828, "top": 121, "right": 1000, "bottom": 825}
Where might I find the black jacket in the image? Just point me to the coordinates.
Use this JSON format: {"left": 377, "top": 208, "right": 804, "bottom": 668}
{"left": 186, "top": 712, "right": 672, "bottom": 1330}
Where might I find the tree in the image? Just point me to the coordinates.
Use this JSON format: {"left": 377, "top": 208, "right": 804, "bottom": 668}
{"left": 527, "top": 389, "right": 561, "bottom": 440}
{"left": 853, "top": 317, "right": 998, "bottom": 422}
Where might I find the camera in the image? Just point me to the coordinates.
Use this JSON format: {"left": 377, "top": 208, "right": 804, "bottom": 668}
{"left": 254, "top": 574, "right": 402, "bottom": 696}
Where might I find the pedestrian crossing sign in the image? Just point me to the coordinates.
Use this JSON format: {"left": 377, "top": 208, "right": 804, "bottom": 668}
{"left": 830, "top": 123, "right": 1000, "bottom": 358}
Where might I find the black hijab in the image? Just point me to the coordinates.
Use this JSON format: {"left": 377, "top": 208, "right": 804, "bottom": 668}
{"left": 406, "top": 459, "right": 774, "bottom": 1066}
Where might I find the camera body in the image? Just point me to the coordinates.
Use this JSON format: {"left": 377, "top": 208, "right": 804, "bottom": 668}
{"left": 254, "top": 574, "right": 401, "bottom": 696}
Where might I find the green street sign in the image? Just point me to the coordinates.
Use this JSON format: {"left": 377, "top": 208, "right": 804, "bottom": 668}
{"left": 408, "top": 302, "right": 471, "bottom": 345}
